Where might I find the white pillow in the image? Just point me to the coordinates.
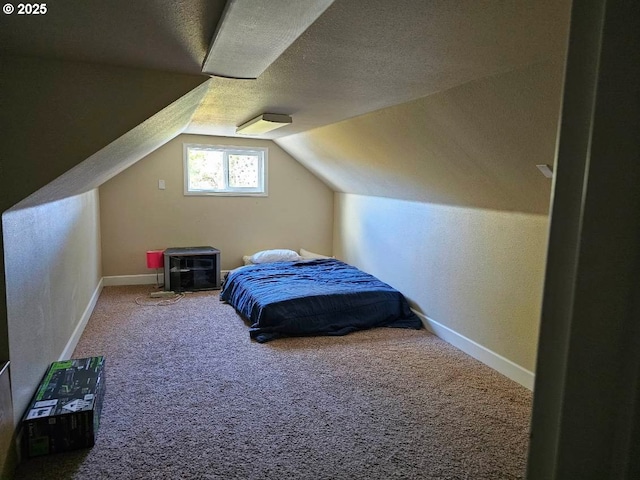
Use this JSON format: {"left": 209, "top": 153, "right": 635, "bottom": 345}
{"left": 299, "top": 248, "right": 332, "bottom": 259}
{"left": 250, "top": 249, "right": 302, "bottom": 264}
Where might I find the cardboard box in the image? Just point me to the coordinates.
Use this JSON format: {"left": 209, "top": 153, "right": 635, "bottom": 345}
{"left": 22, "top": 356, "right": 105, "bottom": 457}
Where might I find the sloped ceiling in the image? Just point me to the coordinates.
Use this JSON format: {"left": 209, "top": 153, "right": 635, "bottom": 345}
{"left": 276, "top": 58, "right": 565, "bottom": 214}
{"left": 0, "top": 56, "right": 210, "bottom": 211}
{"left": 9, "top": 82, "right": 212, "bottom": 211}
{"left": 187, "top": 0, "right": 571, "bottom": 138}
{"left": 1, "top": 0, "right": 570, "bottom": 138}
{"left": 0, "top": 0, "right": 222, "bottom": 210}
{"left": 0, "top": 0, "right": 571, "bottom": 212}
{"left": 0, "top": 0, "right": 225, "bottom": 73}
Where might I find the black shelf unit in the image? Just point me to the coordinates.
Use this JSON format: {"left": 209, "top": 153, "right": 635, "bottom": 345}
{"left": 163, "top": 246, "right": 220, "bottom": 292}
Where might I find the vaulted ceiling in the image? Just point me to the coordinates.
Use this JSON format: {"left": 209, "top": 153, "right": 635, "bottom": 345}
{"left": 1, "top": 0, "right": 569, "bottom": 138}
{"left": 0, "top": 0, "right": 571, "bottom": 213}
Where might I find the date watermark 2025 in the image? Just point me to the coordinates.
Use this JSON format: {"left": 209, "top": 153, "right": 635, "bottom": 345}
{"left": 3, "top": 3, "right": 48, "bottom": 15}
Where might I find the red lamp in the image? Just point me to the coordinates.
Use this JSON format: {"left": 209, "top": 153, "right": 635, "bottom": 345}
{"left": 146, "top": 250, "right": 164, "bottom": 286}
{"left": 146, "top": 250, "right": 164, "bottom": 269}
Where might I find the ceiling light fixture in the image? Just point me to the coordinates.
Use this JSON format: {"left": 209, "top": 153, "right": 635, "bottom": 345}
{"left": 236, "top": 113, "right": 292, "bottom": 135}
{"left": 202, "top": 0, "right": 335, "bottom": 79}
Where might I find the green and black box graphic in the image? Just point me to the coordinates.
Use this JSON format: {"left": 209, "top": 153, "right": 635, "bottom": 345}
{"left": 22, "top": 356, "right": 105, "bottom": 457}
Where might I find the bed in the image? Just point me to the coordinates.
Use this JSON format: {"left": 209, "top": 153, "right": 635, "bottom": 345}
{"left": 220, "top": 256, "right": 422, "bottom": 342}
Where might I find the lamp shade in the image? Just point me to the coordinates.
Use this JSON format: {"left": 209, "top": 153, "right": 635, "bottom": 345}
{"left": 146, "top": 250, "right": 164, "bottom": 269}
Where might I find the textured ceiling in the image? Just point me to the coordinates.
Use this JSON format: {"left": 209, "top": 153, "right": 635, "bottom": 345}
{"left": 276, "top": 58, "right": 565, "bottom": 214}
{"left": 0, "top": 0, "right": 570, "bottom": 140}
{"left": 0, "top": 0, "right": 226, "bottom": 73}
{"left": 187, "top": 0, "right": 571, "bottom": 138}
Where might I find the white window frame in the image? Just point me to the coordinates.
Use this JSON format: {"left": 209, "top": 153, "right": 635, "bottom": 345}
{"left": 183, "top": 143, "right": 268, "bottom": 196}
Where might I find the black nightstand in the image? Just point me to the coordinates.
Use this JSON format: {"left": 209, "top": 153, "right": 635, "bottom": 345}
{"left": 163, "top": 246, "right": 221, "bottom": 292}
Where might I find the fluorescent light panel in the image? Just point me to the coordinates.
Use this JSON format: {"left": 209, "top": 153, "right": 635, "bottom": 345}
{"left": 202, "top": 0, "right": 335, "bottom": 79}
{"left": 236, "top": 114, "right": 292, "bottom": 135}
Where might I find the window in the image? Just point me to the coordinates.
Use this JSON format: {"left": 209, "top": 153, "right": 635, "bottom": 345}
{"left": 183, "top": 144, "right": 267, "bottom": 196}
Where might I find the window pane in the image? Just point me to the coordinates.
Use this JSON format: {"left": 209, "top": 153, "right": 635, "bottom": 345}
{"left": 184, "top": 144, "right": 266, "bottom": 196}
{"left": 188, "top": 149, "right": 224, "bottom": 190}
{"left": 228, "top": 154, "right": 259, "bottom": 188}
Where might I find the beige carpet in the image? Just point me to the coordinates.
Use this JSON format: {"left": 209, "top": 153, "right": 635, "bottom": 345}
{"left": 15, "top": 285, "right": 532, "bottom": 479}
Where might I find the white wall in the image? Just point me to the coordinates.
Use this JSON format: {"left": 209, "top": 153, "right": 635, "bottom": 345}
{"left": 2, "top": 190, "right": 102, "bottom": 425}
{"left": 99, "top": 134, "right": 334, "bottom": 274}
{"left": 334, "top": 193, "right": 549, "bottom": 374}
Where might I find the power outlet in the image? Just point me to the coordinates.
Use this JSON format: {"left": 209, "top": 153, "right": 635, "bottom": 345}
{"left": 150, "top": 291, "right": 175, "bottom": 298}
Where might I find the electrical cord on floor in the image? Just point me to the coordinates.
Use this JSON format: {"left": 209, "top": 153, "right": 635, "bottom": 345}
{"left": 134, "top": 292, "right": 185, "bottom": 307}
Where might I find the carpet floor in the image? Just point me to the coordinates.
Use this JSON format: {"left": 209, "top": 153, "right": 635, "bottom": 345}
{"left": 15, "top": 285, "right": 532, "bottom": 479}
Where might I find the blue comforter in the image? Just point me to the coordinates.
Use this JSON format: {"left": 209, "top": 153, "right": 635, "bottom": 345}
{"left": 220, "top": 259, "right": 422, "bottom": 342}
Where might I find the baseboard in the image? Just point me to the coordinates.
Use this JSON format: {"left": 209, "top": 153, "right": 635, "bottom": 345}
{"left": 104, "top": 271, "right": 231, "bottom": 287}
{"left": 59, "top": 278, "right": 104, "bottom": 361}
{"left": 412, "top": 310, "right": 535, "bottom": 390}
{"left": 103, "top": 274, "right": 160, "bottom": 286}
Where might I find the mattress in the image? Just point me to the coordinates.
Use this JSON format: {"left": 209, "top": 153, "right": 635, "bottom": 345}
{"left": 220, "top": 258, "right": 422, "bottom": 342}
